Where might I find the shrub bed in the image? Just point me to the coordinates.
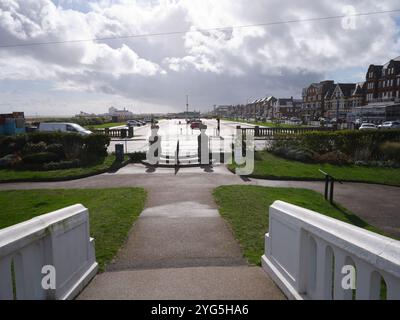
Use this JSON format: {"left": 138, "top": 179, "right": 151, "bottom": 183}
{"left": 0, "top": 132, "right": 110, "bottom": 170}
{"left": 271, "top": 129, "right": 400, "bottom": 166}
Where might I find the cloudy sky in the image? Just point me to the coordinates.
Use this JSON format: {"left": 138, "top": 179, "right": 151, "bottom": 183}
{"left": 0, "top": 0, "right": 399, "bottom": 116}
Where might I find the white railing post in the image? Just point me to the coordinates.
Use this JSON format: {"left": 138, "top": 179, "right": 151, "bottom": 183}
{"left": 297, "top": 230, "right": 310, "bottom": 295}
{"left": 355, "top": 260, "right": 375, "bottom": 300}
{"left": 386, "top": 274, "right": 400, "bottom": 300}
{"left": 333, "top": 249, "right": 352, "bottom": 300}
{"left": 313, "top": 240, "right": 333, "bottom": 300}
{"left": 0, "top": 255, "right": 13, "bottom": 300}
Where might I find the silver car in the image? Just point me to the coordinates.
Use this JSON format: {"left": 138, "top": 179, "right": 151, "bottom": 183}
{"left": 378, "top": 121, "right": 400, "bottom": 129}
{"left": 359, "top": 123, "right": 377, "bottom": 130}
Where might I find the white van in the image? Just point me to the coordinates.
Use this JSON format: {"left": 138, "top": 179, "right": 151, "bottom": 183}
{"left": 38, "top": 123, "right": 92, "bottom": 135}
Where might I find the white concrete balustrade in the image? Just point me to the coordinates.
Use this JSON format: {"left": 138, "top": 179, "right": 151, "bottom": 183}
{"left": 0, "top": 204, "right": 98, "bottom": 300}
{"left": 262, "top": 201, "right": 400, "bottom": 300}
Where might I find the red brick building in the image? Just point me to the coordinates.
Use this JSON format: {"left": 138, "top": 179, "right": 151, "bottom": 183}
{"left": 358, "top": 56, "right": 400, "bottom": 123}
{"left": 301, "top": 80, "right": 335, "bottom": 121}
{"left": 365, "top": 56, "right": 400, "bottom": 103}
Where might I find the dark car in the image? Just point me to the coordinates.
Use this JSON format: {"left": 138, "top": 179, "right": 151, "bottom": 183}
{"left": 190, "top": 121, "right": 202, "bottom": 129}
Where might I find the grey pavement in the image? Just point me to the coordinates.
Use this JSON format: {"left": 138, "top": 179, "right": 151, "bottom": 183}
{"left": 75, "top": 163, "right": 285, "bottom": 299}
{"left": 107, "top": 118, "right": 268, "bottom": 153}
{"left": 77, "top": 266, "right": 283, "bottom": 300}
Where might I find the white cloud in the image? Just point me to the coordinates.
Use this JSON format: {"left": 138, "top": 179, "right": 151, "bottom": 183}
{"left": 0, "top": 0, "right": 399, "bottom": 115}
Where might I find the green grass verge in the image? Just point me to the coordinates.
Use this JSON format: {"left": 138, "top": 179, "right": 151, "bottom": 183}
{"left": 0, "top": 154, "right": 128, "bottom": 182}
{"left": 229, "top": 152, "right": 400, "bottom": 186}
{"left": 87, "top": 122, "right": 127, "bottom": 129}
{"left": 213, "top": 185, "right": 384, "bottom": 266}
{"left": 0, "top": 188, "right": 147, "bottom": 271}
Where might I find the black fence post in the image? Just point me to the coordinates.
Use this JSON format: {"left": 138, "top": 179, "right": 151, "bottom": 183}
{"left": 121, "top": 128, "right": 127, "bottom": 139}
{"left": 242, "top": 133, "right": 246, "bottom": 157}
{"left": 324, "top": 175, "right": 329, "bottom": 201}
{"left": 115, "top": 144, "right": 124, "bottom": 162}
{"left": 319, "top": 169, "right": 343, "bottom": 204}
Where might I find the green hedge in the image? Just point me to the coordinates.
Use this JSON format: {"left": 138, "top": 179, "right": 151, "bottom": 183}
{"left": 272, "top": 130, "right": 400, "bottom": 162}
{"left": 379, "top": 141, "right": 400, "bottom": 161}
{"left": 0, "top": 132, "right": 110, "bottom": 169}
{"left": 22, "top": 152, "right": 61, "bottom": 165}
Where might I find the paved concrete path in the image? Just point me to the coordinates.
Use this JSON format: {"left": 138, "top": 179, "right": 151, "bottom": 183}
{"left": 78, "top": 266, "right": 282, "bottom": 300}
{"left": 76, "top": 165, "right": 283, "bottom": 299}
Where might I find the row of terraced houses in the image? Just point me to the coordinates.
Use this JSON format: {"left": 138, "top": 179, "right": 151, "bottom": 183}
{"left": 214, "top": 56, "right": 400, "bottom": 124}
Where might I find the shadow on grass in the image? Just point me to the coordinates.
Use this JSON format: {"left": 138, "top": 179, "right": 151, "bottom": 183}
{"left": 106, "top": 159, "right": 123, "bottom": 173}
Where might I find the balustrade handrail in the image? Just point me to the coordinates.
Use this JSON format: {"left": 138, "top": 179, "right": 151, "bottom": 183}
{"left": 0, "top": 204, "right": 97, "bottom": 300}
{"left": 93, "top": 127, "right": 133, "bottom": 138}
{"left": 241, "top": 126, "right": 333, "bottom": 138}
{"left": 262, "top": 201, "right": 400, "bottom": 300}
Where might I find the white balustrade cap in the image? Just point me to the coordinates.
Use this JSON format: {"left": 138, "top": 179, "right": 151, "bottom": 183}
{"left": 0, "top": 204, "right": 87, "bottom": 257}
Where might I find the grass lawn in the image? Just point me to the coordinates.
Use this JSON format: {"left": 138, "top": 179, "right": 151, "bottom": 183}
{"left": 0, "top": 188, "right": 147, "bottom": 271}
{"left": 0, "top": 154, "right": 127, "bottom": 182}
{"left": 87, "top": 122, "right": 126, "bottom": 129}
{"left": 229, "top": 151, "right": 400, "bottom": 186}
{"left": 213, "top": 185, "right": 384, "bottom": 266}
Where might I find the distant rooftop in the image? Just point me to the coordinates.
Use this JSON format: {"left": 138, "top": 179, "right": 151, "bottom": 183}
{"left": 383, "top": 56, "right": 400, "bottom": 69}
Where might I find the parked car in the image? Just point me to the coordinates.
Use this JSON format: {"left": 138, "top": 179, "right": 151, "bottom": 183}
{"left": 25, "top": 125, "right": 38, "bottom": 133}
{"left": 359, "top": 123, "right": 377, "bottom": 131}
{"left": 378, "top": 121, "right": 400, "bottom": 129}
{"left": 38, "top": 122, "right": 92, "bottom": 135}
{"left": 190, "top": 120, "right": 202, "bottom": 129}
{"left": 127, "top": 120, "right": 142, "bottom": 126}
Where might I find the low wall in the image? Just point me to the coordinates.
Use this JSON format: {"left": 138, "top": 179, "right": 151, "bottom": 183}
{"left": 262, "top": 201, "right": 400, "bottom": 300}
{"left": 0, "top": 204, "right": 98, "bottom": 300}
